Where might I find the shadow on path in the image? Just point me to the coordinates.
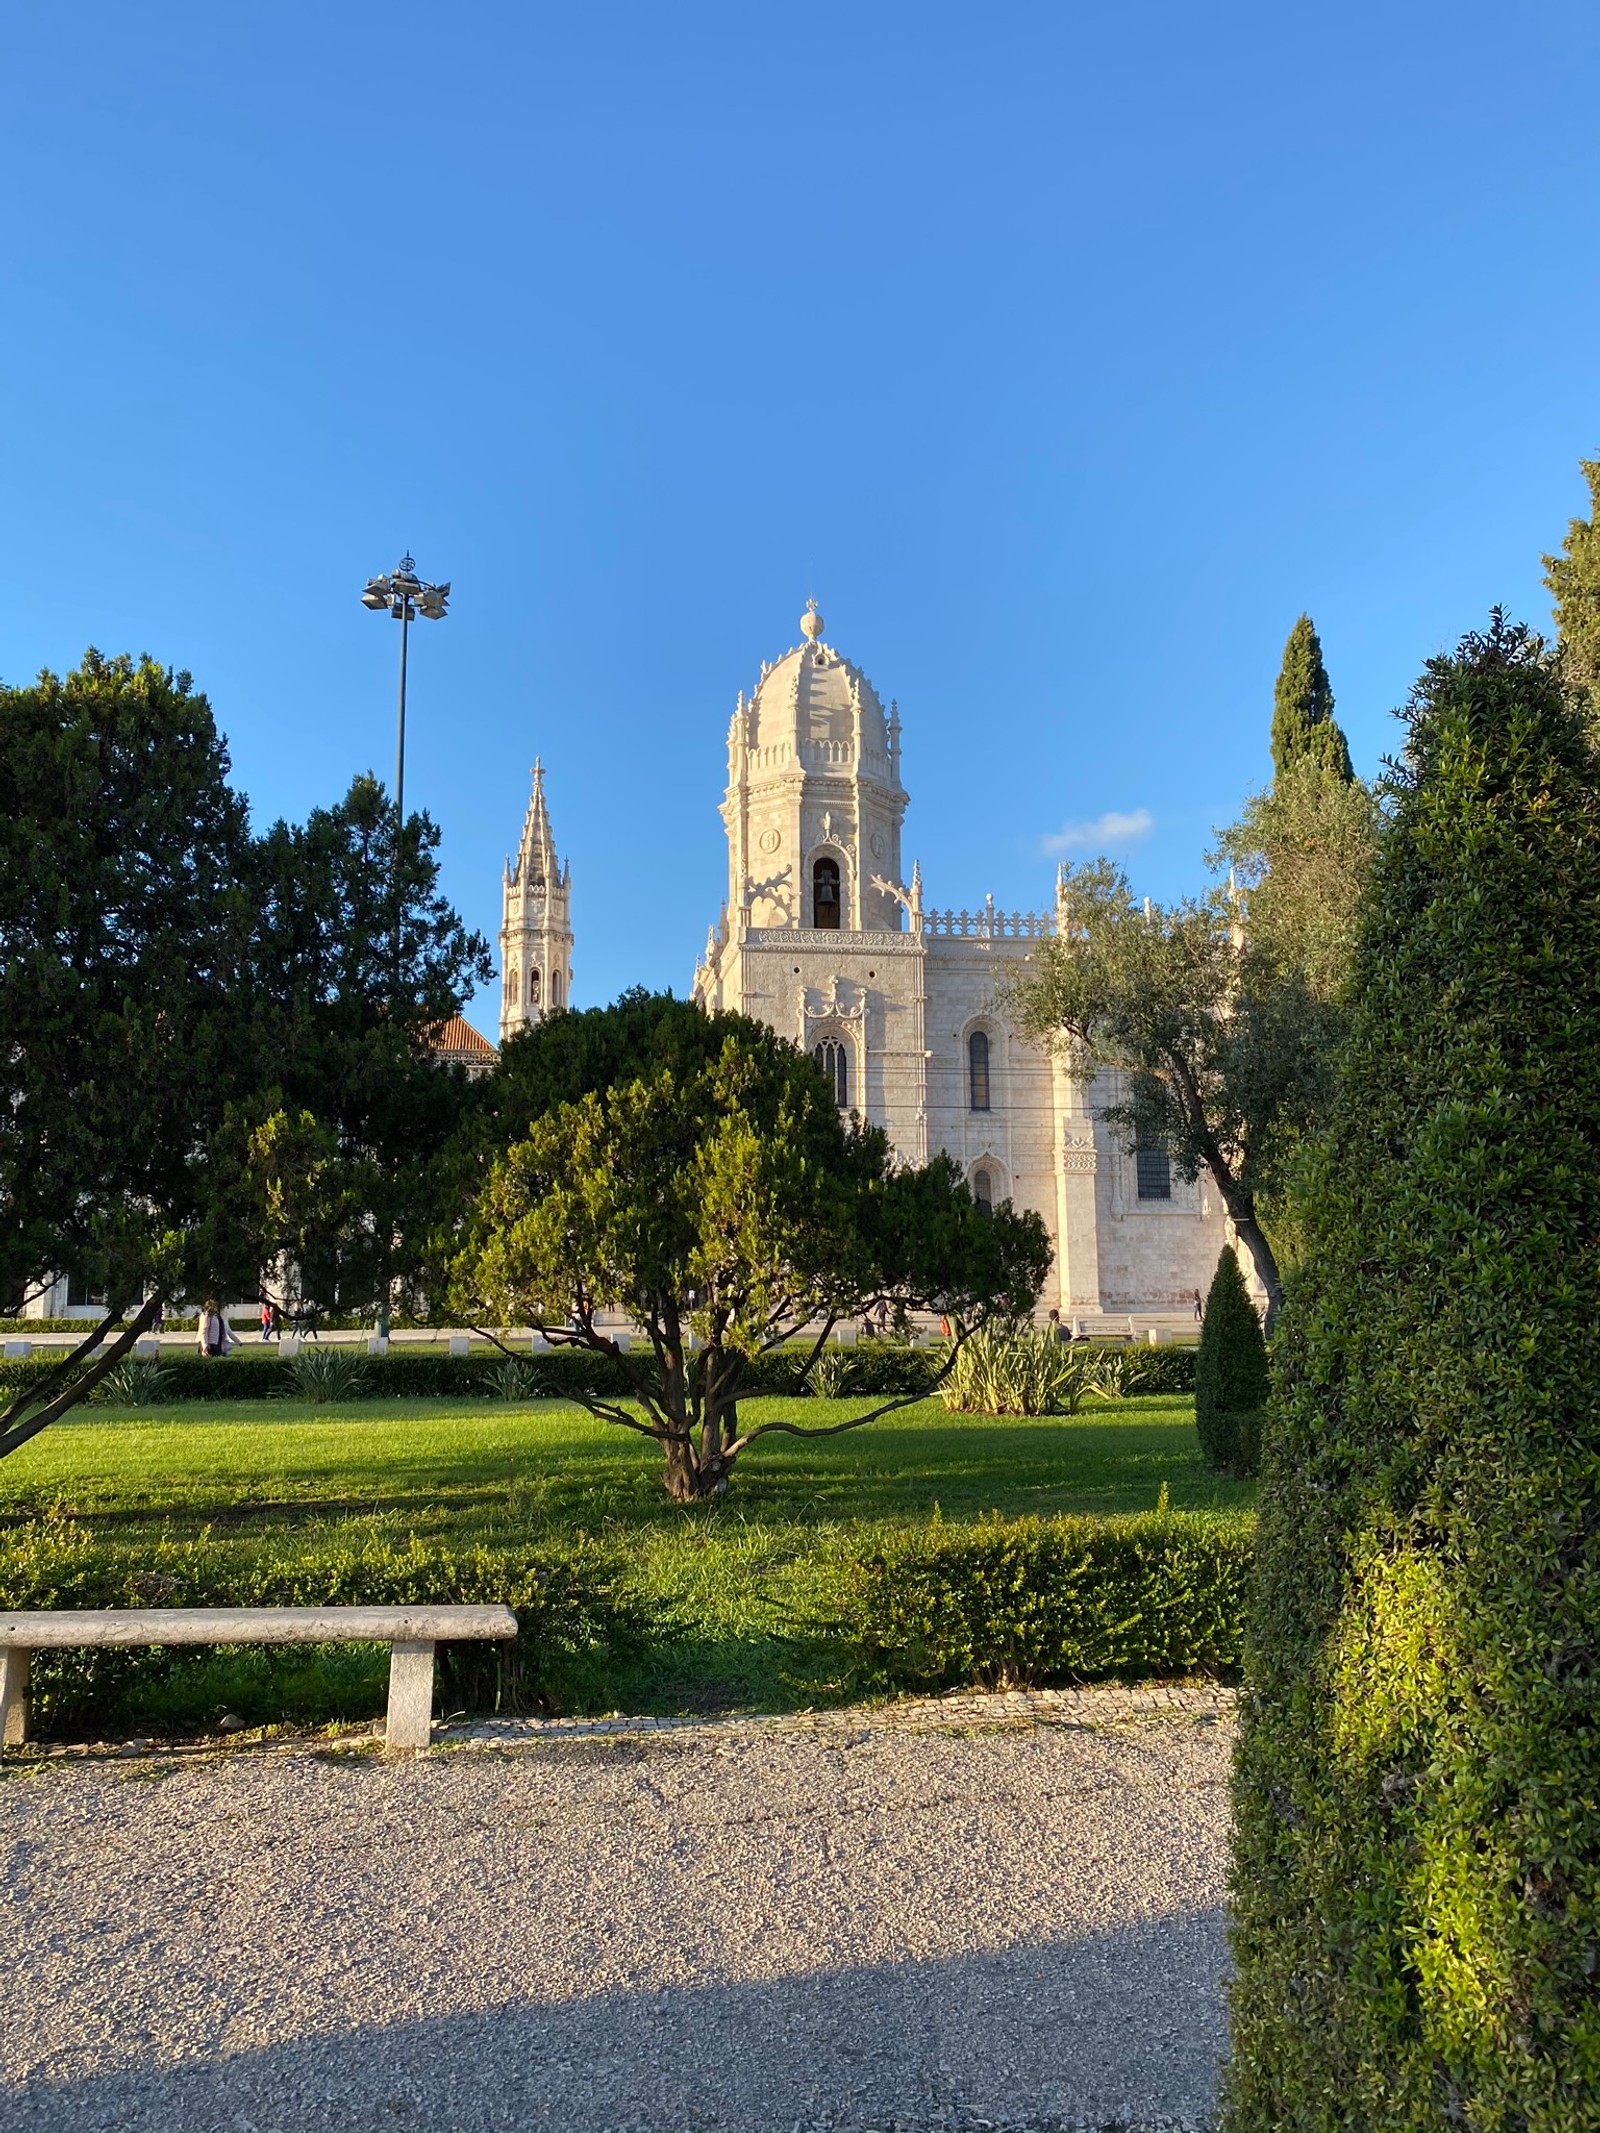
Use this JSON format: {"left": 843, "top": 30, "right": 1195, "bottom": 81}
{"left": 2, "top": 1909, "right": 1229, "bottom": 2133}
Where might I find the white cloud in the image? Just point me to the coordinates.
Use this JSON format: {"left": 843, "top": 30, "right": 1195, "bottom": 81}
{"left": 1042, "top": 807, "right": 1154, "bottom": 856}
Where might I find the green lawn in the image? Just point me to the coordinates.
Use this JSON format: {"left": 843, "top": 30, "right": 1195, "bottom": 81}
{"left": 0, "top": 1391, "right": 1248, "bottom": 1542}
{"left": 0, "top": 1394, "right": 1255, "bottom": 1729}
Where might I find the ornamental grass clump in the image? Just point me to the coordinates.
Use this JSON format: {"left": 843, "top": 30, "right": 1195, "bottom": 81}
{"left": 1223, "top": 616, "right": 1600, "bottom": 2130}
{"left": 1194, "top": 1245, "right": 1268, "bottom": 1476}
{"left": 938, "top": 1323, "right": 1095, "bottom": 1416}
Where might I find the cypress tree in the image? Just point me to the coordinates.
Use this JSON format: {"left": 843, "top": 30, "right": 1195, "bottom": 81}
{"left": 1222, "top": 614, "right": 1600, "bottom": 2128}
{"left": 1194, "top": 1244, "right": 1269, "bottom": 1474}
{"left": 1271, "top": 613, "right": 1354, "bottom": 782}
{"left": 1543, "top": 455, "right": 1600, "bottom": 714}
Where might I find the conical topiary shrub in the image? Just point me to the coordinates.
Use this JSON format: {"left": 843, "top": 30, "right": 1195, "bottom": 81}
{"left": 1194, "top": 1244, "right": 1268, "bottom": 1475}
{"left": 1222, "top": 614, "right": 1600, "bottom": 2129}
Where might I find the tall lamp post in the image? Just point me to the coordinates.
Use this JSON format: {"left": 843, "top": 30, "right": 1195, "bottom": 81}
{"left": 359, "top": 554, "right": 449, "bottom": 1346}
{"left": 360, "top": 553, "right": 450, "bottom": 953}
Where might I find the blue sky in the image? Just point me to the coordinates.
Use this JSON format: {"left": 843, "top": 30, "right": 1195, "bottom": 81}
{"left": 4, "top": 3, "right": 1598, "bottom": 1018}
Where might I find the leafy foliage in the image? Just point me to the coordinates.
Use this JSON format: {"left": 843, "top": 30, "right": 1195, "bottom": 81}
{"left": 451, "top": 995, "right": 1051, "bottom": 1499}
{"left": 1005, "top": 857, "right": 1290, "bottom": 1315}
{"left": 839, "top": 1512, "right": 1251, "bottom": 1691}
{"left": 1194, "top": 1246, "right": 1268, "bottom": 1476}
{"left": 1543, "top": 454, "right": 1600, "bottom": 723}
{"left": 1271, "top": 613, "right": 1354, "bottom": 781}
{"left": 0, "top": 651, "right": 490, "bottom": 1456}
{"left": 1223, "top": 615, "right": 1600, "bottom": 2130}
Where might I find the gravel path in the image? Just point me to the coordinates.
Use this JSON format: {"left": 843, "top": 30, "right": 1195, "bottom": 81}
{"left": 0, "top": 1689, "right": 1235, "bottom": 2133}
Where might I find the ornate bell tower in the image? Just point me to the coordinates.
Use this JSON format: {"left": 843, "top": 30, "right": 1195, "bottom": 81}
{"left": 716, "top": 599, "right": 909, "bottom": 940}
{"left": 500, "top": 760, "right": 573, "bottom": 1041}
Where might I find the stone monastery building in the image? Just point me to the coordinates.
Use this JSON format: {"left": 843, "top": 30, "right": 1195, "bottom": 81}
{"left": 502, "top": 602, "right": 1238, "bottom": 1319}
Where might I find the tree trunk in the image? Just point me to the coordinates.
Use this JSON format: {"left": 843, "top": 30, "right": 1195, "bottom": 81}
{"left": 1209, "top": 1185, "right": 1283, "bottom": 1333}
{"left": 660, "top": 1408, "right": 736, "bottom": 1502}
{"left": 1166, "top": 1053, "right": 1286, "bottom": 1333}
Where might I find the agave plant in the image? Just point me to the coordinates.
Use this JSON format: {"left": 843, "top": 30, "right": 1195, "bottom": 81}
{"left": 97, "top": 1358, "right": 173, "bottom": 1407}
{"left": 806, "top": 1348, "right": 858, "bottom": 1398}
{"left": 481, "top": 1358, "right": 548, "bottom": 1402}
{"left": 938, "top": 1325, "right": 1096, "bottom": 1417}
{"left": 281, "top": 1345, "right": 372, "bottom": 1403}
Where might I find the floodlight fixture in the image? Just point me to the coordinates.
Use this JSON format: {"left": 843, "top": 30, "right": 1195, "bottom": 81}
{"left": 360, "top": 550, "right": 452, "bottom": 980}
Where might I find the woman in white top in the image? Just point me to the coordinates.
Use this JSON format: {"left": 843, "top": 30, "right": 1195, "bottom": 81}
{"left": 196, "top": 1300, "right": 236, "bottom": 1358}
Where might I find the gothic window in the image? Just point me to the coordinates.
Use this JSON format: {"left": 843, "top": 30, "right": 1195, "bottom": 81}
{"left": 1135, "top": 1143, "right": 1172, "bottom": 1201}
{"left": 968, "top": 1029, "right": 991, "bottom": 1111}
{"left": 813, "top": 1038, "right": 848, "bottom": 1107}
{"left": 529, "top": 969, "right": 541, "bottom": 1006}
{"left": 508, "top": 968, "right": 520, "bottom": 1006}
{"left": 551, "top": 971, "right": 562, "bottom": 1007}
{"left": 812, "top": 855, "right": 841, "bottom": 930}
{"left": 972, "top": 1168, "right": 994, "bottom": 1216}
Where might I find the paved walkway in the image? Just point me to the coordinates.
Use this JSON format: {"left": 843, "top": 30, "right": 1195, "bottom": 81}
{"left": 0, "top": 1688, "right": 1235, "bottom": 2132}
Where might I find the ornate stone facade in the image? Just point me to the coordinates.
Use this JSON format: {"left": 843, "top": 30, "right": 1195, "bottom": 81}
{"left": 693, "top": 605, "right": 1238, "bottom": 1317}
{"left": 500, "top": 760, "right": 573, "bottom": 1044}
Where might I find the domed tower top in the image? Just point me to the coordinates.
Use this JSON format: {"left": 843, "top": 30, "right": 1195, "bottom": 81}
{"left": 738, "top": 603, "right": 900, "bottom": 774}
{"left": 719, "top": 602, "right": 909, "bottom": 936}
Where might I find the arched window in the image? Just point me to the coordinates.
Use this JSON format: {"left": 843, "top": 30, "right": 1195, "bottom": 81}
{"left": 968, "top": 1029, "right": 991, "bottom": 1111}
{"left": 551, "top": 970, "right": 563, "bottom": 1007}
{"left": 812, "top": 854, "right": 842, "bottom": 930}
{"left": 529, "top": 969, "right": 541, "bottom": 1005}
{"left": 1135, "top": 1142, "right": 1172, "bottom": 1201}
{"left": 972, "top": 1168, "right": 994, "bottom": 1216}
{"left": 508, "top": 967, "right": 520, "bottom": 1006}
{"left": 813, "top": 1038, "right": 848, "bottom": 1107}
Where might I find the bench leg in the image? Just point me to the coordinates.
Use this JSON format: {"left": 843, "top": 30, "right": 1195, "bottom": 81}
{"left": 1, "top": 1650, "right": 29, "bottom": 1748}
{"left": 386, "top": 1641, "right": 436, "bottom": 1750}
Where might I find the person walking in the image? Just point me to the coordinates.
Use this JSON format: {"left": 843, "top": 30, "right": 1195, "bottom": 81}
{"left": 1191, "top": 1287, "right": 1203, "bottom": 1324}
{"left": 259, "top": 1299, "right": 274, "bottom": 1342}
{"left": 197, "top": 1299, "right": 236, "bottom": 1359}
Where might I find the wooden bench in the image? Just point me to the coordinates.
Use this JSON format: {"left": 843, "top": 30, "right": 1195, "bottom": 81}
{"left": 0, "top": 1605, "right": 518, "bottom": 1752}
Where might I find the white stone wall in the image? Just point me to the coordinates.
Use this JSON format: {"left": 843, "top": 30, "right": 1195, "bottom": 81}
{"left": 693, "top": 611, "right": 1246, "bottom": 1316}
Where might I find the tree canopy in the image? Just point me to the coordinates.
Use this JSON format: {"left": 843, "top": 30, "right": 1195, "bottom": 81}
{"left": 1270, "top": 613, "right": 1353, "bottom": 782}
{"left": 1543, "top": 454, "right": 1600, "bottom": 721}
{"left": 1009, "top": 621, "right": 1376, "bottom": 1322}
{"left": 449, "top": 995, "right": 1050, "bottom": 1500}
{"left": 0, "top": 650, "right": 490, "bottom": 1455}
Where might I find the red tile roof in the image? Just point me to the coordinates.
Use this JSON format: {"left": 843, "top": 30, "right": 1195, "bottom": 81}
{"left": 428, "top": 1016, "right": 498, "bottom": 1062}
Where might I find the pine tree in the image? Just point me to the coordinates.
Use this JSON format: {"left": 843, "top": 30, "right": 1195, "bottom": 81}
{"left": 1222, "top": 614, "right": 1600, "bottom": 2128}
{"left": 1193, "top": 1244, "right": 1268, "bottom": 1473}
{"left": 1542, "top": 454, "right": 1600, "bottom": 714}
{"left": 1271, "top": 613, "right": 1354, "bottom": 782}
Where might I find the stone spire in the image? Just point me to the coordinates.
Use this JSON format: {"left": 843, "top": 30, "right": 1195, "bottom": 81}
{"left": 500, "top": 759, "right": 574, "bottom": 1043}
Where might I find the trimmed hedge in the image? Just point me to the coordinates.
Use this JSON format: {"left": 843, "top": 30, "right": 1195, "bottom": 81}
{"left": 1194, "top": 1245, "right": 1268, "bottom": 1475}
{"left": 1224, "top": 622, "right": 1600, "bottom": 2129}
{"left": 0, "top": 1506, "right": 1249, "bottom": 1738}
{"left": 836, "top": 1510, "right": 1251, "bottom": 1691}
{"left": 0, "top": 1338, "right": 1196, "bottom": 1408}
